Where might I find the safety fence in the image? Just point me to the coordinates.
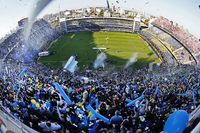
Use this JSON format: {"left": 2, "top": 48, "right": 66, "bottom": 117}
{"left": 0, "top": 106, "right": 38, "bottom": 133}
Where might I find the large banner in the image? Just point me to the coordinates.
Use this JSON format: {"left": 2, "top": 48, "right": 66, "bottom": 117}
{"left": 63, "top": 56, "right": 78, "bottom": 73}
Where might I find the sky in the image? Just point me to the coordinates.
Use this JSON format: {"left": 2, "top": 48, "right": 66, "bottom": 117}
{"left": 0, "top": 0, "right": 200, "bottom": 38}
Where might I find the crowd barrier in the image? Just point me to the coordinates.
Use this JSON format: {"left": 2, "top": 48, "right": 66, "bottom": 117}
{"left": 191, "top": 121, "right": 200, "bottom": 133}
{"left": 0, "top": 106, "right": 38, "bottom": 133}
{"left": 189, "top": 105, "right": 200, "bottom": 121}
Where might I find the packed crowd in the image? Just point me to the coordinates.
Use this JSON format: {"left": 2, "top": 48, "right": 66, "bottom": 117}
{"left": 66, "top": 18, "right": 134, "bottom": 33}
{"left": 0, "top": 64, "right": 200, "bottom": 133}
{"left": 0, "top": 15, "right": 199, "bottom": 133}
{"left": 0, "top": 29, "right": 23, "bottom": 60}
{"left": 0, "top": 19, "right": 58, "bottom": 63}
{"left": 152, "top": 17, "right": 200, "bottom": 58}
{"left": 147, "top": 26, "right": 195, "bottom": 64}
{"left": 149, "top": 26, "right": 182, "bottom": 50}
{"left": 140, "top": 31, "right": 177, "bottom": 65}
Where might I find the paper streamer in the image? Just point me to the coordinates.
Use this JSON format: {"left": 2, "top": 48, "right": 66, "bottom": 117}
{"left": 86, "top": 105, "right": 110, "bottom": 124}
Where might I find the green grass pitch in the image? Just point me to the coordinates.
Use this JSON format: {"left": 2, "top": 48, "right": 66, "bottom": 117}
{"left": 38, "top": 32, "right": 160, "bottom": 69}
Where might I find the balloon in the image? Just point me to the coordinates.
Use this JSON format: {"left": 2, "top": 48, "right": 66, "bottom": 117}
{"left": 86, "top": 105, "right": 110, "bottom": 124}
{"left": 75, "top": 108, "right": 88, "bottom": 126}
{"left": 125, "top": 98, "right": 132, "bottom": 103}
{"left": 154, "top": 86, "right": 159, "bottom": 95}
{"left": 90, "top": 114, "right": 96, "bottom": 121}
{"left": 88, "top": 111, "right": 93, "bottom": 118}
{"left": 95, "top": 99, "right": 99, "bottom": 109}
{"left": 82, "top": 115, "right": 88, "bottom": 126}
{"left": 75, "top": 108, "right": 85, "bottom": 114}
{"left": 177, "top": 93, "right": 188, "bottom": 96}
{"left": 164, "top": 110, "right": 189, "bottom": 133}
{"left": 54, "top": 82, "right": 73, "bottom": 105}
{"left": 31, "top": 99, "right": 36, "bottom": 104}
{"left": 126, "top": 95, "right": 145, "bottom": 107}
{"left": 19, "top": 67, "right": 28, "bottom": 79}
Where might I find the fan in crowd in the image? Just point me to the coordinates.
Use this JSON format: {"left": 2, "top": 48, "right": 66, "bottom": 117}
{"left": 0, "top": 64, "right": 200, "bottom": 133}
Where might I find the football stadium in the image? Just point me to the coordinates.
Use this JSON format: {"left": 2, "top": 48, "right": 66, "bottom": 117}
{"left": 0, "top": 0, "right": 200, "bottom": 133}
{"left": 38, "top": 32, "right": 160, "bottom": 68}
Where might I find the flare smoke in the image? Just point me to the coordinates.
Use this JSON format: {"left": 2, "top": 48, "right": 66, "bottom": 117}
{"left": 24, "top": 0, "right": 53, "bottom": 40}
{"left": 124, "top": 53, "right": 138, "bottom": 69}
{"left": 94, "top": 52, "right": 107, "bottom": 69}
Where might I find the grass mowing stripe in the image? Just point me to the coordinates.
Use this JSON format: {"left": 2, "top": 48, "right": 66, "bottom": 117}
{"left": 38, "top": 32, "right": 160, "bottom": 69}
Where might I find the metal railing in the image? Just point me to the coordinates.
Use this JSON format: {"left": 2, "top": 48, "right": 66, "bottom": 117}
{"left": 0, "top": 106, "right": 38, "bottom": 133}
{"left": 191, "top": 121, "right": 200, "bottom": 133}
{"left": 189, "top": 105, "right": 200, "bottom": 121}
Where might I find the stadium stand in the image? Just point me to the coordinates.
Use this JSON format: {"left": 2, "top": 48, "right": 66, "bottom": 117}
{"left": 140, "top": 30, "right": 177, "bottom": 65}
{"left": 0, "top": 19, "right": 59, "bottom": 63}
{"left": 65, "top": 17, "right": 134, "bottom": 33}
{"left": 0, "top": 106, "right": 38, "bottom": 133}
{"left": 0, "top": 63, "right": 199, "bottom": 133}
{"left": 147, "top": 26, "right": 195, "bottom": 65}
{"left": 152, "top": 17, "right": 200, "bottom": 64}
{"left": 0, "top": 8, "right": 200, "bottom": 133}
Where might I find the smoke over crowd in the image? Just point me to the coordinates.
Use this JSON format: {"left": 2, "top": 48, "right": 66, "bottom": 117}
{"left": 94, "top": 52, "right": 107, "bottom": 69}
{"left": 124, "top": 53, "right": 138, "bottom": 69}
